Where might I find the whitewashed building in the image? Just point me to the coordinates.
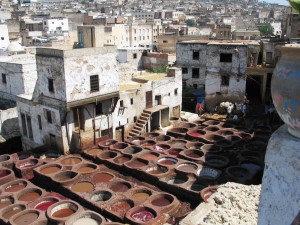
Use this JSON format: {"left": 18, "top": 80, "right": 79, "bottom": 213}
{"left": 43, "top": 18, "right": 69, "bottom": 35}
{"left": 16, "top": 46, "right": 182, "bottom": 153}
{"left": 0, "top": 23, "right": 10, "bottom": 51}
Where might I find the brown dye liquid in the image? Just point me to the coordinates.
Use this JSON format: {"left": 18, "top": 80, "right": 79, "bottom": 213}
{"left": 19, "top": 192, "right": 41, "bottom": 201}
{"left": 93, "top": 173, "right": 113, "bottom": 183}
{"left": 14, "top": 212, "right": 39, "bottom": 225}
{"left": 87, "top": 149, "right": 101, "bottom": 156}
{"left": 3, "top": 207, "right": 23, "bottom": 219}
{"left": 159, "top": 159, "right": 176, "bottom": 165}
{"left": 178, "top": 165, "right": 196, "bottom": 172}
{"left": 55, "top": 172, "right": 76, "bottom": 181}
{"left": 5, "top": 183, "right": 26, "bottom": 192}
{"left": 114, "top": 156, "right": 130, "bottom": 164}
{"left": 132, "top": 192, "right": 150, "bottom": 201}
{"left": 77, "top": 166, "right": 95, "bottom": 173}
{"left": 0, "top": 199, "right": 13, "bottom": 209}
{"left": 71, "top": 182, "right": 94, "bottom": 193}
{"left": 61, "top": 157, "right": 81, "bottom": 165}
{"left": 110, "top": 183, "right": 130, "bottom": 192}
{"left": 0, "top": 171, "right": 9, "bottom": 178}
{"left": 152, "top": 197, "right": 171, "bottom": 206}
{"left": 40, "top": 166, "right": 60, "bottom": 174}
{"left": 52, "top": 208, "right": 75, "bottom": 218}
{"left": 110, "top": 201, "right": 131, "bottom": 216}
{"left": 127, "top": 161, "right": 146, "bottom": 168}
{"left": 141, "top": 154, "right": 158, "bottom": 160}
{"left": 149, "top": 169, "right": 164, "bottom": 175}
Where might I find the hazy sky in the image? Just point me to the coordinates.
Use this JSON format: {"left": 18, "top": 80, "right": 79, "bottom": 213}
{"left": 260, "top": 0, "right": 290, "bottom": 6}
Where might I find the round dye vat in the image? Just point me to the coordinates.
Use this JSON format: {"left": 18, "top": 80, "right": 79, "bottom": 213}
{"left": 189, "top": 183, "right": 205, "bottom": 192}
{"left": 54, "top": 171, "right": 78, "bottom": 182}
{"left": 168, "top": 149, "right": 182, "bottom": 156}
{"left": 13, "top": 212, "right": 39, "bottom": 225}
{"left": 86, "top": 148, "right": 102, "bottom": 156}
{"left": 189, "top": 132, "right": 204, "bottom": 137}
{"left": 19, "top": 191, "right": 41, "bottom": 201}
{"left": 140, "top": 153, "right": 158, "bottom": 160}
{"left": 0, "top": 197, "right": 14, "bottom": 209}
{"left": 52, "top": 208, "right": 75, "bottom": 218}
{"left": 146, "top": 166, "right": 167, "bottom": 175}
{"left": 110, "top": 182, "right": 131, "bottom": 192}
{"left": 18, "top": 159, "right": 38, "bottom": 168}
{"left": 131, "top": 209, "right": 154, "bottom": 223}
{"left": 91, "top": 191, "right": 112, "bottom": 202}
{"left": 186, "top": 153, "right": 200, "bottom": 158}
{"left": 35, "top": 199, "right": 58, "bottom": 211}
{"left": 61, "top": 157, "right": 82, "bottom": 166}
{"left": 73, "top": 217, "right": 99, "bottom": 225}
{"left": 99, "top": 151, "right": 117, "bottom": 159}
{"left": 151, "top": 197, "right": 171, "bottom": 207}
{"left": 158, "top": 157, "right": 177, "bottom": 165}
{"left": 71, "top": 182, "right": 94, "bottom": 193}
{"left": 184, "top": 150, "right": 204, "bottom": 159}
{"left": 132, "top": 192, "right": 150, "bottom": 202}
{"left": 110, "top": 201, "right": 131, "bottom": 216}
{"left": 5, "top": 182, "right": 26, "bottom": 192}
{"left": 167, "top": 175, "right": 188, "bottom": 184}
{"left": 77, "top": 166, "right": 96, "bottom": 173}
{"left": 40, "top": 166, "right": 61, "bottom": 174}
{"left": 177, "top": 163, "right": 197, "bottom": 173}
{"left": 3, "top": 206, "right": 24, "bottom": 219}
{"left": 126, "top": 160, "right": 147, "bottom": 168}
{"left": 93, "top": 173, "right": 114, "bottom": 183}
{"left": 113, "top": 156, "right": 131, "bottom": 164}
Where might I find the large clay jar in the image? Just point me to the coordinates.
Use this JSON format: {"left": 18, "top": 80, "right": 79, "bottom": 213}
{"left": 271, "top": 44, "right": 300, "bottom": 138}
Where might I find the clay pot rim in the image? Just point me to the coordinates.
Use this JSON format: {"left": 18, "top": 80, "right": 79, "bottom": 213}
{"left": 157, "top": 156, "right": 178, "bottom": 165}
{"left": 60, "top": 156, "right": 82, "bottom": 166}
{"left": 109, "top": 181, "right": 132, "bottom": 191}
{"left": 4, "top": 179, "right": 28, "bottom": 192}
{"left": 146, "top": 165, "right": 169, "bottom": 175}
{"left": 0, "top": 203, "right": 26, "bottom": 218}
{"left": 90, "top": 190, "right": 113, "bottom": 202}
{"left": 53, "top": 170, "right": 79, "bottom": 183}
{"left": 126, "top": 205, "right": 158, "bottom": 223}
{"left": 38, "top": 163, "right": 63, "bottom": 173}
{"left": 148, "top": 193, "right": 175, "bottom": 206}
{"left": 65, "top": 210, "right": 105, "bottom": 225}
{"left": 98, "top": 150, "right": 119, "bottom": 159}
{"left": 10, "top": 209, "right": 40, "bottom": 224}
{"left": 16, "top": 187, "right": 43, "bottom": 201}
{"left": 200, "top": 185, "right": 218, "bottom": 202}
{"left": 0, "top": 154, "right": 11, "bottom": 162}
{"left": 15, "top": 158, "right": 40, "bottom": 169}
{"left": 33, "top": 197, "right": 60, "bottom": 210}
{"left": 74, "top": 162, "right": 99, "bottom": 173}
{"left": 47, "top": 200, "right": 80, "bottom": 220}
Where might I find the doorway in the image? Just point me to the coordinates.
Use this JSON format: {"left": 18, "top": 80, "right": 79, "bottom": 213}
{"left": 146, "top": 91, "right": 153, "bottom": 108}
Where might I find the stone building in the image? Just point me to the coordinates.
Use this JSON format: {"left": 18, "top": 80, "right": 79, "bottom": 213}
{"left": 176, "top": 40, "right": 260, "bottom": 110}
{"left": 16, "top": 46, "right": 182, "bottom": 154}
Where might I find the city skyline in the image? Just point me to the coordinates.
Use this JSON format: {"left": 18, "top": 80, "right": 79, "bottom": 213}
{"left": 260, "top": 0, "right": 290, "bottom": 5}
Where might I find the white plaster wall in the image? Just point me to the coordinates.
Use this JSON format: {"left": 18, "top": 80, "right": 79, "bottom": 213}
{"left": 0, "top": 61, "right": 37, "bottom": 100}
{"left": 0, "top": 24, "right": 10, "bottom": 51}
{"left": 63, "top": 48, "right": 119, "bottom": 102}
{"left": 43, "top": 18, "right": 69, "bottom": 34}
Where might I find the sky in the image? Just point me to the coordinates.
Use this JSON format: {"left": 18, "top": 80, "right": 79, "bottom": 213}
{"left": 260, "top": 0, "right": 290, "bottom": 6}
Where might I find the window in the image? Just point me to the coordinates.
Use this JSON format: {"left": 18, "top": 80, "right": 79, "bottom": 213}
{"left": 96, "top": 103, "right": 103, "bottom": 116}
{"left": 46, "top": 110, "right": 52, "bottom": 124}
{"left": 48, "top": 78, "right": 54, "bottom": 93}
{"left": 120, "top": 100, "right": 124, "bottom": 107}
{"left": 163, "top": 40, "right": 168, "bottom": 43}
{"left": 193, "top": 51, "right": 199, "bottom": 60}
{"left": 1, "top": 37, "right": 4, "bottom": 40}
{"left": 182, "top": 68, "right": 188, "bottom": 74}
{"left": 49, "top": 134, "right": 56, "bottom": 148}
{"left": 134, "top": 116, "right": 137, "bottom": 122}
{"left": 130, "top": 98, "right": 133, "bottom": 105}
{"left": 220, "top": 53, "right": 232, "bottom": 63}
{"left": 192, "top": 68, "right": 200, "bottom": 78}
{"left": 193, "top": 84, "right": 198, "bottom": 88}
{"left": 2, "top": 73, "right": 6, "bottom": 84}
{"left": 174, "top": 88, "right": 178, "bottom": 95}
{"left": 221, "top": 76, "right": 230, "bottom": 86}
{"left": 183, "top": 80, "right": 187, "bottom": 88}
{"left": 44, "top": 21, "right": 46, "bottom": 25}
{"left": 38, "top": 115, "right": 42, "bottom": 130}
{"left": 133, "top": 53, "right": 137, "bottom": 59}
{"left": 26, "top": 116, "right": 33, "bottom": 139}
{"left": 21, "top": 113, "right": 27, "bottom": 136}
{"left": 90, "top": 75, "right": 99, "bottom": 92}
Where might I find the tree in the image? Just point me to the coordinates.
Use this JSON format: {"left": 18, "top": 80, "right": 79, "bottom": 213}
{"left": 185, "top": 19, "right": 197, "bottom": 27}
{"left": 258, "top": 24, "right": 274, "bottom": 37}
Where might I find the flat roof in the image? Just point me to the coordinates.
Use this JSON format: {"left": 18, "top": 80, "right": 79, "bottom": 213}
{"left": 0, "top": 54, "right": 36, "bottom": 64}
{"left": 179, "top": 39, "right": 260, "bottom": 45}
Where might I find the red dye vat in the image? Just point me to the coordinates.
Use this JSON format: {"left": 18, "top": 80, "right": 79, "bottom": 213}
{"left": 168, "top": 149, "right": 181, "bottom": 156}
{"left": 151, "top": 197, "right": 171, "bottom": 206}
{"left": 190, "top": 132, "right": 203, "bottom": 137}
{"left": 131, "top": 209, "right": 154, "bottom": 222}
{"left": 35, "top": 200, "right": 56, "bottom": 211}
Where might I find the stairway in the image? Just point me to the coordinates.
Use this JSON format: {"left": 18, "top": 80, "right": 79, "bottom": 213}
{"left": 128, "top": 109, "right": 152, "bottom": 138}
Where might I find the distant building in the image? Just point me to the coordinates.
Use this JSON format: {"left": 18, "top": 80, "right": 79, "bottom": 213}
{"left": 0, "top": 23, "right": 10, "bottom": 51}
